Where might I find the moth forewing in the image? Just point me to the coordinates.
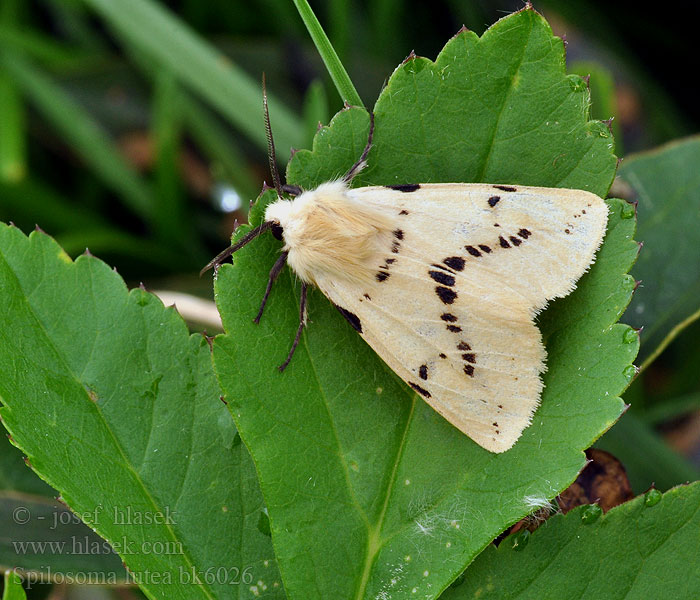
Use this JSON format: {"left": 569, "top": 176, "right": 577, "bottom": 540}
{"left": 278, "top": 181, "right": 608, "bottom": 453}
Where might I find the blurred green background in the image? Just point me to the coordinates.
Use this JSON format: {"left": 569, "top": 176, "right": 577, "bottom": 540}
{"left": 0, "top": 1, "right": 699, "bottom": 595}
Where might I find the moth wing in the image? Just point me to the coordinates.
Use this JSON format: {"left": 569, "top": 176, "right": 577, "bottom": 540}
{"left": 353, "top": 183, "right": 608, "bottom": 310}
{"left": 316, "top": 183, "right": 608, "bottom": 452}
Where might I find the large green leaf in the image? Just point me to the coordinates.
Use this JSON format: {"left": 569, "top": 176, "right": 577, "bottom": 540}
{"left": 0, "top": 224, "right": 282, "bottom": 599}
{"left": 442, "top": 482, "right": 700, "bottom": 599}
{"left": 213, "top": 8, "right": 637, "bottom": 599}
{"left": 618, "top": 136, "right": 700, "bottom": 368}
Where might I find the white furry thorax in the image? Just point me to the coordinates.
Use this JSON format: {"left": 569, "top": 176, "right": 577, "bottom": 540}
{"left": 263, "top": 180, "right": 394, "bottom": 286}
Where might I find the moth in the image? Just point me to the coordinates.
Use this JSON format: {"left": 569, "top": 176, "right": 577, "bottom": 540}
{"left": 205, "top": 86, "right": 608, "bottom": 453}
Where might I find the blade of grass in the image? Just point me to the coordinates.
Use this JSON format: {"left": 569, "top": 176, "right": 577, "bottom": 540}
{"left": 291, "top": 0, "right": 363, "bottom": 106}
{"left": 327, "top": 0, "right": 350, "bottom": 61}
{"left": 301, "top": 79, "right": 329, "bottom": 148}
{"left": 368, "top": 0, "right": 401, "bottom": 59}
{"left": 56, "top": 228, "right": 181, "bottom": 266}
{"left": 81, "top": 0, "right": 302, "bottom": 160}
{"left": 181, "top": 93, "right": 259, "bottom": 203}
{"left": 639, "top": 307, "right": 700, "bottom": 373}
{"left": 644, "top": 392, "right": 700, "bottom": 425}
{"left": 152, "top": 70, "right": 186, "bottom": 245}
{"left": 0, "top": 3, "right": 25, "bottom": 183}
{"left": 0, "top": 58, "right": 25, "bottom": 183}
{"left": 0, "top": 179, "right": 104, "bottom": 232}
{"left": 0, "top": 25, "right": 101, "bottom": 72}
{"left": 0, "top": 52, "right": 154, "bottom": 222}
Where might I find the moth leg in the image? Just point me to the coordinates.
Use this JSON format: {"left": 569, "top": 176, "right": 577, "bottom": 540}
{"left": 200, "top": 221, "right": 273, "bottom": 275}
{"left": 342, "top": 111, "right": 375, "bottom": 183}
{"left": 254, "top": 250, "right": 289, "bottom": 323}
{"left": 278, "top": 282, "right": 308, "bottom": 372}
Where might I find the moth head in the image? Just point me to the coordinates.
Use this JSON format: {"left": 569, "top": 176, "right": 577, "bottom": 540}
{"left": 263, "top": 198, "right": 293, "bottom": 241}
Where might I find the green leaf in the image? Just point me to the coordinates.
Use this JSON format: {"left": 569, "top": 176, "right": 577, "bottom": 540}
{"left": 2, "top": 570, "right": 25, "bottom": 600}
{"left": 0, "top": 224, "right": 283, "bottom": 599}
{"left": 618, "top": 136, "right": 700, "bottom": 369}
{"left": 213, "top": 9, "right": 637, "bottom": 599}
{"left": 441, "top": 482, "right": 700, "bottom": 599}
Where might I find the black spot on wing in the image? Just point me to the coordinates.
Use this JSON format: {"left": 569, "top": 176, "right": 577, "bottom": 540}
{"left": 376, "top": 271, "right": 390, "bottom": 282}
{"left": 509, "top": 235, "right": 522, "bottom": 246}
{"left": 435, "top": 286, "right": 457, "bottom": 304}
{"left": 399, "top": 209, "right": 409, "bottom": 215}
{"left": 463, "top": 364, "right": 475, "bottom": 377}
{"left": 478, "top": 244, "right": 492, "bottom": 254}
{"left": 409, "top": 382, "right": 431, "bottom": 398}
{"left": 439, "top": 353, "right": 447, "bottom": 359}
{"left": 440, "top": 313, "right": 457, "bottom": 322}
{"left": 446, "top": 325, "right": 462, "bottom": 333}
{"left": 334, "top": 304, "right": 362, "bottom": 333}
{"left": 457, "top": 341, "right": 471, "bottom": 351}
{"left": 443, "top": 256, "right": 465, "bottom": 271}
{"left": 462, "top": 353, "right": 476, "bottom": 364}
{"left": 499, "top": 236, "right": 511, "bottom": 248}
{"left": 518, "top": 228, "right": 531, "bottom": 239}
{"left": 465, "top": 245, "right": 481, "bottom": 257}
{"left": 393, "top": 229, "right": 404, "bottom": 240}
{"left": 488, "top": 195, "right": 501, "bottom": 207}
{"left": 429, "top": 270, "right": 455, "bottom": 286}
{"left": 419, "top": 365, "right": 428, "bottom": 380}
{"left": 387, "top": 184, "right": 421, "bottom": 193}
{"left": 493, "top": 185, "right": 517, "bottom": 192}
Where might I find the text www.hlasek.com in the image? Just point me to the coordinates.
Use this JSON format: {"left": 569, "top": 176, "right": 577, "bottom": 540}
{"left": 13, "top": 536, "right": 183, "bottom": 556}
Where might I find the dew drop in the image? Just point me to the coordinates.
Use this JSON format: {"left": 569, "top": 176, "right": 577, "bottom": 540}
{"left": 645, "top": 488, "right": 662, "bottom": 507}
{"left": 620, "top": 203, "right": 635, "bottom": 219}
{"left": 623, "top": 328, "right": 638, "bottom": 344}
{"left": 510, "top": 529, "right": 529, "bottom": 551}
{"left": 623, "top": 365, "right": 637, "bottom": 380}
{"left": 581, "top": 504, "right": 602, "bottom": 524}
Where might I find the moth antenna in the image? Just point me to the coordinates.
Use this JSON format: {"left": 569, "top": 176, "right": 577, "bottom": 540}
{"left": 262, "top": 73, "right": 284, "bottom": 199}
{"left": 342, "top": 111, "right": 375, "bottom": 183}
{"left": 254, "top": 250, "right": 289, "bottom": 323}
{"left": 279, "top": 282, "right": 308, "bottom": 371}
{"left": 200, "top": 221, "right": 273, "bottom": 275}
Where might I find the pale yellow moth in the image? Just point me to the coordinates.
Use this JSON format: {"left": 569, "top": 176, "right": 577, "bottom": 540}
{"left": 205, "top": 99, "right": 608, "bottom": 453}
